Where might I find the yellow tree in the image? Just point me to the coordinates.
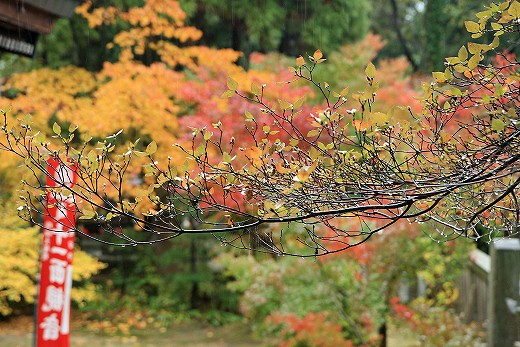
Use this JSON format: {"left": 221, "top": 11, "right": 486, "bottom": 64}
{"left": 0, "top": 148, "right": 106, "bottom": 316}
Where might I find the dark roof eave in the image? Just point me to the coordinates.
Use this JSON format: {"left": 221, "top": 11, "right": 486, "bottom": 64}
{"left": 24, "top": 0, "right": 81, "bottom": 18}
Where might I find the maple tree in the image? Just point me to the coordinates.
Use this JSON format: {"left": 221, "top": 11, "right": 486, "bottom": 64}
{"left": 0, "top": 0, "right": 519, "bottom": 258}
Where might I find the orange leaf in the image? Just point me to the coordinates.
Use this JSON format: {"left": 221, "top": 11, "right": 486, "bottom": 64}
{"left": 243, "top": 146, "right": 264, "bottom": 167}
{"left": 352, "top": 120, "right": 372, "bottom": 132}
{"left": 276, "top": 161, "right": 291, "bottom": 174}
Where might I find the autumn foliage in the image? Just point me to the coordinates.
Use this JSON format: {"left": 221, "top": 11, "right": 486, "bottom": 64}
{"left": 266, "top": 312, "right": 356, "bottom": 347}
{"left": 1, "top": 2, "right": 517, "bottom": 347}
{"left": 0, "top": 0, "right": 519, "bottom": 255}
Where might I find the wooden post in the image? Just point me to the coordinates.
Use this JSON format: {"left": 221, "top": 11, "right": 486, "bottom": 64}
{"left": 487, "top": 239, "right": 520, "bottom": 347}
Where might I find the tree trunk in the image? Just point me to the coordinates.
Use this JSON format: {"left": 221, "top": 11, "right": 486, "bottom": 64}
{"left": 388, "top": 0, "right": 419, "bottom": 71}
{"left": 378, "top": 321, "right": 387, "bottom": 347}
{"left": 190, "top": 238, "right": 200, "bottom": 309}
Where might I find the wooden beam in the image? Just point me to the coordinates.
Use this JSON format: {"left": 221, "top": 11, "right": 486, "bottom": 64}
{"left": 0, "top": 0, "right": 58, "bottom": 34}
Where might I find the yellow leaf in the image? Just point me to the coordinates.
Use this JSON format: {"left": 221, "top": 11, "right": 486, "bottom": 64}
{"left": 467, "top": 42, "right": 483, "bottom": 54}
{"left": 432, "top": 72, "right": 446, "bottom": 83}
{"left": 367, "top": 112, "right": 389, "bottom": 125}
{"left": 227, "top": 76, "right": 238, "bottom": 90}
{"left": 365, "top": 62, "right": 376, "bottom": 79}
{"left": 491, "top": 22, "right": 503, "bottom": 30}
{"left": 251, "top": 82, "right": 261, "bottom": 95}
{"left": 307, "top": 129, "right": 320, "bottom": 137}
{"left": 313, "top": 49, "right": 323, "bottom": 60}
{"left": 508, "top": 0, "right": 520, "bottom": 17}
{"left": 445, "top": 57, "right": 461, "bottom": 65}
{"left": 457, "top": 46, "right": 468, "bottom": 61}
{"left": 296, "top": 55, "right": 305, "bottom": 67}
{"left": 146, "top": 141, "right": 157, "bottom": 155}
{"left": 467, "top": 54, "right": 481, "bottom": 70}
{"left": 52, "top": 122, "right": 61, "bottom": 135}
{"left": 293, "top": 96, "right": 306, "bottom": 109}
{"left": 489, "top": 36, "right": 500, "bottom": 49}
{"left": 79, "top": 208, "right": 96, "bottom": 220}
{"left": 278, "top": 99, "right": 292, "bottom": 110}
{"left": 464, "top": 21, "right": 480, "bottom": 33}
{"left": 221, "top": 90, "right": 235, "bottom": 98}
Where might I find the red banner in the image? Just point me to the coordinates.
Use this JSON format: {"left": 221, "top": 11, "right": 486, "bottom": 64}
{"left": 36, "top": 158, "right": 77, "bottom": 347}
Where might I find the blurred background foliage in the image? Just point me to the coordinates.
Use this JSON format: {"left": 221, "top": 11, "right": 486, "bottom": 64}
{"left": 0, "top": 0, "right": 494, "bottom": 345}
{"left": 0, "top": 0, "right": 498, "bottom": 74}
{"left": 0, "top": 160, "right": 106, "bottom": 316}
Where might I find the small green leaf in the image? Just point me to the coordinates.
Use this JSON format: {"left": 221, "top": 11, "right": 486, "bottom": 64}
{"left": 34, "top": 132, "right": 46, "bottom": 144}
{"left": 221, "top": 90, "right": 235, "bottom": 98}
{"left": 52, "top": 122, "right": 61, "bottom": 135}
{"left": 227, "top": 77, "right": 238, "bottom": 90}
{"left": 492, "top": 118, "right": 506, "bottom": 132}
{"left": 79, "top": 208, "right": 96, "bottom": 220}
{"left": 475, "top": 10, "right": 492, "bottom": 19}
{"left": 453, "top": 64, "right": 469, "bottom": 74}
{"left": 222, "top": 152, "right": 233, "bottom": 163}
{"left": 494, "top": 84, "right": 505, "bottom": 98}
{"left": 445, "top": 57, "right": 461, "bottom": 65}
{"left": 467, "top": 42, "right": 483, "bottom": 54}
{"left": 278, "top": 99, "right": 292, "bottom": 110}
{"left": 450, "top": 88, "right": 462, "bottom": 97}
{"left": 251, "top": 82, "right": 261, "bottom": 95}
{"left": 307, "top": 129, "right": 320, "bottom": 138}
{"left": 293, "top": 96, "right": 305, "bottom": 109}
{"left": 22, "top": 114, "right": 32, "bottom": 126}
{"left": 146, "top": 141, "right": 157, "bottom": 155}
{"left": 365, "top": 62, "right": 376, "bottom": 79}
{"left": 68, "top": 124, "right": 78, "bottom": 133}
{"left": 367, "top": 112, "right": 389, "bottom": 125}
{"left": 245, "top": 111, "right": 255, "bottom": 120}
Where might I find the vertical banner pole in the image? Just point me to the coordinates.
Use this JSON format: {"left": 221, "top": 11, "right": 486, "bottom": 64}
{"left": 35, "top": 158, "right": 77, "bottom": 347}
